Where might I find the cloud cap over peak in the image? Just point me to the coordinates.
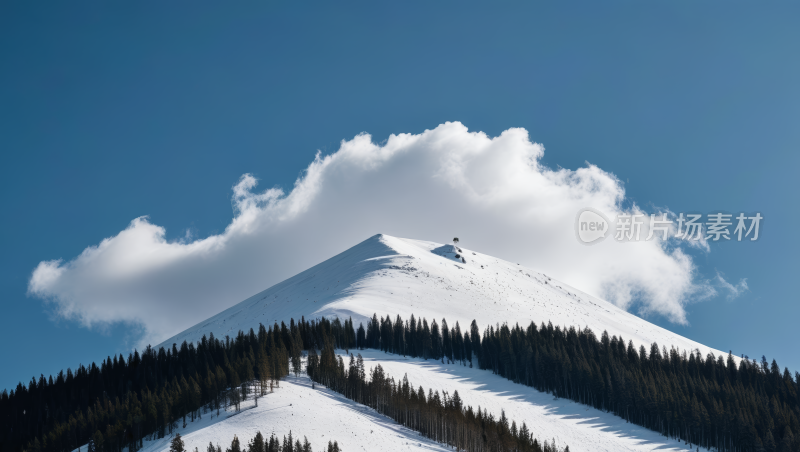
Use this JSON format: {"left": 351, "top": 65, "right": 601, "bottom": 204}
{"left": 28, "top": 122, "right": 723, "bottom": 346}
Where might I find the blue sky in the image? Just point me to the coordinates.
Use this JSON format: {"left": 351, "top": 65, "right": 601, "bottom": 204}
{"left": 1, "top": 1, "right": 798, "bottom": 391}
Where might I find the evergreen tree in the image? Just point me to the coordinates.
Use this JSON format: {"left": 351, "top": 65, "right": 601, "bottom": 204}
{"left": 442, "top": 319, "right": 452, "bottom": 362}
{"left": 286, "top": 431, "right": 294, "bottom": 452}
{"left": 170, "top": 434, "right": 185, "bottom": 452}
{"left": 226, "top": 435, "right": 241, "bottom": 452}
{"left": 247, "top": 432, "right": 265, "bottom": 452}
{"left": 92, "top": 431, "right": 104, "bottom": 452}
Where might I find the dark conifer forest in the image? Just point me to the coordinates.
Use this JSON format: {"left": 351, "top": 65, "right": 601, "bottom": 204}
{"left": 0, "top": 319, "right": 301, "bottom": 452}
{"left": 306, "top": 343, "right": 568, "bottom": 452}
{"left": 2, "top": 312, "right": 798, "bottom": 452}
{"left": 358, "top": 313, "right": 800, "bottom": 452}
{"left": 196, "top": 429, "right": 333, "bottom": 452}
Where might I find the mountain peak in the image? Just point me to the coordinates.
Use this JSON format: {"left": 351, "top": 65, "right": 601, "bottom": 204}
{"left": 159, "top": 234, "right": 722, "bottom": 359}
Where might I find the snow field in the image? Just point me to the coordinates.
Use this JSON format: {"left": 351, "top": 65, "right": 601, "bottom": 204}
{"left": 134, "top": 373, "right": 449, "bottom": 452}
{"left": 345, "top": 349, "right": 709, "bottom": 452}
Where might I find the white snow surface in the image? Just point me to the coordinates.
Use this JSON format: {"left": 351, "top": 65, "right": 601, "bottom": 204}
{"left": 161, "top": 234, "right": 723, "bottom": 359}
{"left": 132, "top": 372, "right": 450, "bottom": 452}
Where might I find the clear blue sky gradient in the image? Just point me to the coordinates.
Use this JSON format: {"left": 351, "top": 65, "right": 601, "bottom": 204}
{"left": 1, "top": 1, "right": 798, "bottom": 391}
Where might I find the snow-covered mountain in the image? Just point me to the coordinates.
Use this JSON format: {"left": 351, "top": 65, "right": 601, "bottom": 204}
{"left": 161, "top": 234, "right": 722, "bottom": 359}
{"left": 148, "top": 234, "right": 721, "bottom": 452}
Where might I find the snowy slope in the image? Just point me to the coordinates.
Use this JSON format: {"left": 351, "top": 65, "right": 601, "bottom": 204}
{"left": 130, "top": 352, "right": 703, "bottom": 452}
{"left": 132, "top": 372, "right": 450, "bottom": 452}
{"left": 339, "top": 349, "right": 704, "bottom": 452}
{"left": 161, "top": 234, "right": 724, "bottom": 359}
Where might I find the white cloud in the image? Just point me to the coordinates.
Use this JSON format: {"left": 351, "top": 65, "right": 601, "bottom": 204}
{"left": 715, "top": 272, "right": 749, "bottom": 300}
{"left": 28, "top": 122, "right": 723, "bottom": 346}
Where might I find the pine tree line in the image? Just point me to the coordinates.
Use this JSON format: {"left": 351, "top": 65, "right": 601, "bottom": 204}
{"left": 5, "top": 311, "right": 798, "bottom": 452}
{"left": 306, "top": 341, "right": 568, "bottom": 452}
{"left": 0, "top": 317, "right": 355, "bottom": 452}
{"left": 166, "top": 430, "right": 336, "bottom": 452}
{"left": 356, "top": 313, "right": 800, "bottom": 452}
